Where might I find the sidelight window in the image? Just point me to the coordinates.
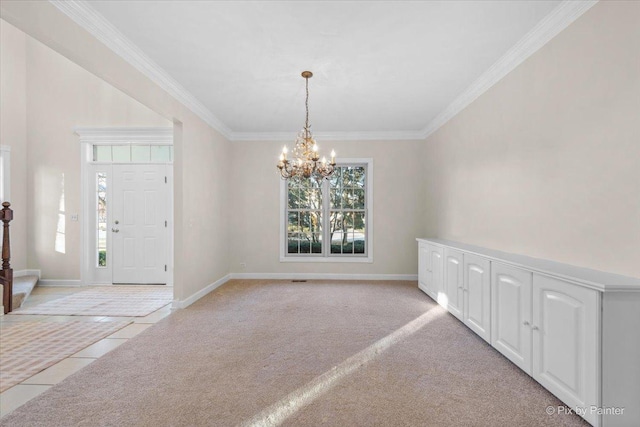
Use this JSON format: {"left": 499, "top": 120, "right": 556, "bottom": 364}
{"left": 96, "top": 173, "right": 107, "bottom": 267}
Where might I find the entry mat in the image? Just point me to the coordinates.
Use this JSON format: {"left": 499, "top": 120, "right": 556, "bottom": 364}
{"left": 0, "top": 319, "right": 131, "bottom": 392}
{"left": 14, "top": 286, "right": 173, "bottom": 317}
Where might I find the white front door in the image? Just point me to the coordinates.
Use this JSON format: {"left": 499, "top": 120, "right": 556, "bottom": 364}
{"left": 112, "top": 164, "right": 168, "bottom": 284}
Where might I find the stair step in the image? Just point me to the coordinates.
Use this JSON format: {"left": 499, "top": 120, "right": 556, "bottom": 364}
{"left": 12, "top": 275, "right": 38, "bottom": 308}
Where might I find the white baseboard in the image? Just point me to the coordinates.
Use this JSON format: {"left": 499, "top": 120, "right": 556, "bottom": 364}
{"left": 38, "top": 279, "right": 83, "bottom": 287}
{"left": 230, "top": 273, "right": 418, "bottom": 281}
{"left": 14, "top": 269, "right": 41, "bottom": 278}
{"left": 172, "top": 274, "right": 231, "bottom": 310}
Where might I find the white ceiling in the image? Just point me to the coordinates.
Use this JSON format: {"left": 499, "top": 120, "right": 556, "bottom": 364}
{"left": 62, "top": 1, "right": 579, "bottom": 139}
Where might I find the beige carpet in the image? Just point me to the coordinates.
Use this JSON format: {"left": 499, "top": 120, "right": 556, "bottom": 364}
{"left": 0, "top": 319, "right": 131, "bottom": 392}
{"left": 13, "top": 286, "right": 172, "bottom": 317}
{"left": 0, "top": 280, "right": 587, "bottom": 426}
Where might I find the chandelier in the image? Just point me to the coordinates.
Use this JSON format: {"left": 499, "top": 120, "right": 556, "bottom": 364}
{"left": 277, "top": 71, "right": 336, "bottom": 180}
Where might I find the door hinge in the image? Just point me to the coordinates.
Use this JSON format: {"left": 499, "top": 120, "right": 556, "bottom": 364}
{"left": 165, "top": 176, "right": 167, "bottom": 183}
{"left": 165, "top": 265, "right": 167, "bottom": 272}
{"left": 165, "top": 220, "right": 167, "bottom": 227}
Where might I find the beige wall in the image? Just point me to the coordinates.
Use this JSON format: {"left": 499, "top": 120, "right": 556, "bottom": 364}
{"left": 423, "top": 1, "right": 640, "bottom": 278}
{"left": 230, "top": 140, "right": 426, "bottom": 275}
{"left": 0, "top": 20, "right": 28, "bottom": 271}
{"left": 1, "top": 2, "right": 232, "bottom": 301}
{"left": 175, "top": 120, "right": 231, "bottom": 299}
{"left": 23, "top": 27, "right": 170, "bottom": 279}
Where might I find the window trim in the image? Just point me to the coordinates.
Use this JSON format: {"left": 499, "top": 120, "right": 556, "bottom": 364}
{"left": 279, "top": 158, "right": 373, "bottom": 263}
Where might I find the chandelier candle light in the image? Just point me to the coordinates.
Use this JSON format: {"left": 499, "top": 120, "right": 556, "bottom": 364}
{"left": 277, "top": 71, "right": 336, "bottom": 179}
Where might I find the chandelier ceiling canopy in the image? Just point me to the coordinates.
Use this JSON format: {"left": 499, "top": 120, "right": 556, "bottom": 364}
{"left": 277, "top": 71, "right": 336, "bottom": 180}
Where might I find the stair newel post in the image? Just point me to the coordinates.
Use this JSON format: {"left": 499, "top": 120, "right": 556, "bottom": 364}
{"left": 1, "top": 201, "right": 13, "bottom": 314}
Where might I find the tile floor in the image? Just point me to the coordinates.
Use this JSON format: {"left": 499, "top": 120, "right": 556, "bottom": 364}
{"left": 0, "top": 286, "right": 173, "bottom": 418}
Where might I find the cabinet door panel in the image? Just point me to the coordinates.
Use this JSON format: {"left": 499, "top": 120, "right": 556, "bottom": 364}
{"left": 464, "top": 254, "right": 491, "bottom": 343}
{"left": 418, "top": 243, "right": 429, "bottom": 295}
{"left": 444, "top": 248, "right": 464, "bottom": 320}
{"left": 533, "top": 275, "right": 599, "bottom": 425}
{"left": 491, "top": 263, "right": 532, "bottom": 374}
{"left": 429, "top": 245, "right": 444, "bottom": 301}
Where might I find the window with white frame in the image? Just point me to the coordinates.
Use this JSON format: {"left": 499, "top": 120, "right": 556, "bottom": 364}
{"left": 282, "top": 159, "right": 373, "bottom": 262}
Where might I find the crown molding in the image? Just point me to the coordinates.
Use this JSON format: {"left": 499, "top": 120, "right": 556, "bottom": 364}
{"left": 420, "top": 0, "right": 599, "bottom": 140}
{"left": 49, "top": 0, "right": 233, "bottom": 140}
{"left": 74, "top": 127, "right": 173, "bottom": 144}
{"left": 230, "top": 130, "right": 426, "bottom": 142}
{"left": 50, "top": 0, "right": 597, "bottom": 143}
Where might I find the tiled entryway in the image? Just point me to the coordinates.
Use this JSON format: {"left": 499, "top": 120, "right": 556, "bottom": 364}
{"left": 0, "top": 319, "right": 131, "bottom": 392}
{"left": 0, "top": 286, "right": 173, "bottom": 418}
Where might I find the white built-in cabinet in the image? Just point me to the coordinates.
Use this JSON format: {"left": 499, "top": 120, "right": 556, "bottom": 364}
{"left": 417, "top": 242, "right": 443, "bottom": 302}
{"left": 424, "top": 245, "right": 491, "bottom": 343}
{"left": 417, "top": 242, "right": 429, "bottom": 295}
{"left": 491, "top": 263, "right": 532, "bottom": 373}
{"left": 491, "top": 263, "right": 599, "bottom": 425}
{"left": 463, "top": 253, "right": 491, "bottom": 343}
{"left": 417, "top": 238, "right": 640, "bottom": 427}
{"left": 533, "top": 274, "right": 599, "bottom": 424}
{"left": 444, "top": 248, "right": 464, "bottom": 321}
{"left": 446, "top": 250, "right": 492, "bottom": 343}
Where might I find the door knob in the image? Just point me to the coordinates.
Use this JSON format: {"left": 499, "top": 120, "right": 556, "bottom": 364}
{"left": 532, "top": 325, "right": 539, "bottom": 331}
{"left": 112, "top": 228, "right": 119, "bottom": 233}
{"left": 114, "top": 220, "right": 119, "bottom": 224}
{"left": 523, "top": 321, "right": 530, "bottom": 326}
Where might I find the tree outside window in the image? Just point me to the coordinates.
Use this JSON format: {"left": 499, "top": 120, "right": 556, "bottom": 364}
{"left": 285, "top": 163, "right": 369, "bottom": 258}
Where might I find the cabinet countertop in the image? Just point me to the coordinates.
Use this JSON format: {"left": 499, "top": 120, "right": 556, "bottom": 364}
{"left": 416, "top": 238, "right": 640, "bottom": 293}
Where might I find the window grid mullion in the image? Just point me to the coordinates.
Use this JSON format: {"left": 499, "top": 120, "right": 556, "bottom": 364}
{"left": 322, "top": 178, "right": 330, "bottom": 257}
{"left": 297, "top": 209, "right": 301, "bottom": 254}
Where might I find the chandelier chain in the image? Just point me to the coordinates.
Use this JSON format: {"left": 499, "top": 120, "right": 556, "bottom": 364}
{"left": 305, "top": 76, "right": 310, "bottom": 133}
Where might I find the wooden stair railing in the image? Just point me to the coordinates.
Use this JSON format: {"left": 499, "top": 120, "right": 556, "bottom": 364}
{"left": 1, "top": 202, "right": 13, "bottom": 314}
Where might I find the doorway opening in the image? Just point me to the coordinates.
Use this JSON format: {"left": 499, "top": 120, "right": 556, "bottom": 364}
{"left": 77, "top": 128, "right": 173, "bottom": 286}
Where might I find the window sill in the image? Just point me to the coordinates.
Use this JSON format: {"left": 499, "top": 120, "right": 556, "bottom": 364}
{"left": 279, "top": 256, "right": 373, "bottom": 263}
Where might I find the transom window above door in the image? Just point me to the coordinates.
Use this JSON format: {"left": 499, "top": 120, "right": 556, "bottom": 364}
{"left": 93, "top": 144, "right": 173, "bottom": 163}
{"left": 75, "top": 127, "right": 174, "bottom": 165}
